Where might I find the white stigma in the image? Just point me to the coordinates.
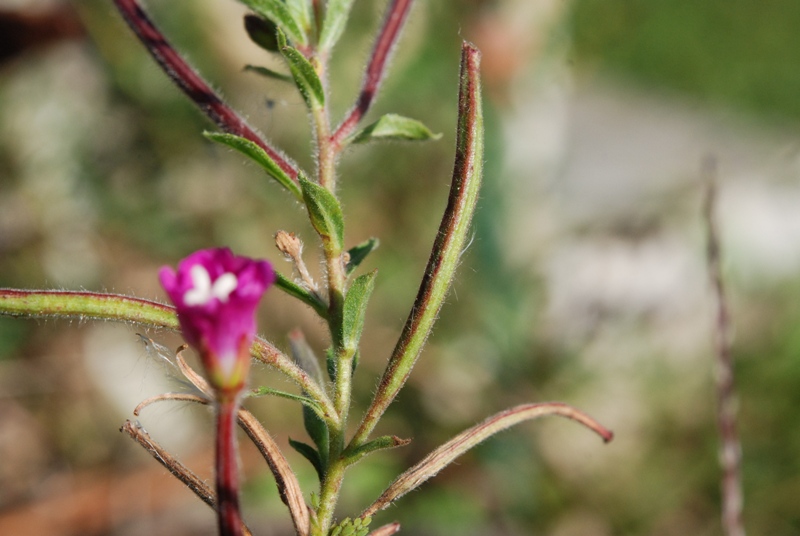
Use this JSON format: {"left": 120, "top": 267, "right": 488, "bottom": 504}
{"left": 183, "top": 264, "right": 238, "bottom": 306}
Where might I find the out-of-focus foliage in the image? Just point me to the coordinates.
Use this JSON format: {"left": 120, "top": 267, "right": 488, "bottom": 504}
{"left": 571, "top": 0, "right": 800, "bottom": 123}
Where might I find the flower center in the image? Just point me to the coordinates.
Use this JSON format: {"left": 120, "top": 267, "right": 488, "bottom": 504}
{"left": 183, "top": 264, "right": 238, "bottom": 306}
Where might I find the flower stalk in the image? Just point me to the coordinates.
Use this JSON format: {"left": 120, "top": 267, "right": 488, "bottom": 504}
{"left": 159, "top": 248, "right": 275, "bottom": 535}
{"left": 216, "top": 398, "right": 245, "bottom": 536}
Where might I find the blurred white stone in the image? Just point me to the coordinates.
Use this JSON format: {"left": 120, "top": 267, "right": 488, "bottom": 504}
{"left": 82, "top": 325, "right": 203, "bottom": 454}
{"left": 502, "top": 75, "right": 800, "bottom": 344}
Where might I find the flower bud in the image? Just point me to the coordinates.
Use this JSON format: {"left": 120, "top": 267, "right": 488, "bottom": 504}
{"left": 159, "top": 248, "right": 274, "bottom": 396}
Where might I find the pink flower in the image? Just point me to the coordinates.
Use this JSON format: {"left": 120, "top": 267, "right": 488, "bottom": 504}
{"left": 159, "top": 248, "right": 275, "bottom": 395}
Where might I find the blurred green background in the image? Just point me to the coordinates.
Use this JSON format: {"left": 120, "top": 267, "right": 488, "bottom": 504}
{"left": 1, "top": 0, "right": 800, "bottom": 535}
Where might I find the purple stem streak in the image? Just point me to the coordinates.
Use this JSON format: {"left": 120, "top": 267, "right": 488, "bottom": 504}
{"left": 332, "top": 0, "right": 414, "bottom": 146}
{"left": 113, "top": 0, "right": 298, "bottom": 181}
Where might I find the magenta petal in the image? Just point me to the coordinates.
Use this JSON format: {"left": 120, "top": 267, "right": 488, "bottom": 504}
{"left": 159, "top": 248, "right": 274, "bottom": 388}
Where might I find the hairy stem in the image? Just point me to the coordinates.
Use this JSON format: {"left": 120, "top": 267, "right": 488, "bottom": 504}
{"left": 0, "top": 289, "right": 177, "bottom": 327}
{"left": 112, "top": 0, "right": 299, "bottom": 181}
{"left": 120, "top": 420, "right": 254, "bottom": 536}
{"left": 216, "top": 397, "right": 244, "bottom": 536}
{"left": 135, "top": 388, "right": 311, "bottom": 536}
{"left": 314, "top": 458, "right": 347, "bottom": 536}
{"left": 350, "top": 42, "right": 484, "bottom": 448}
{"left": 308, "top": 43, "right": 351, "bottom": 536}
{"left": 0, "top": 289, "right": 337, "bottom": 424}
{"left": 333, "top": 0, "right": 415, "bottom": 147}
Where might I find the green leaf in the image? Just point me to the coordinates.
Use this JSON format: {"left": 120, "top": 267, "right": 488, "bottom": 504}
{"left": 343, "top": 435, "right": 411, "bottom": 466}
{"left": 325, "top": 346, "right": 337, "bottom": 382}
{"left": 348, "top": 114, "right": 442, "bottom": 145}
{"left": 277, "top": 29, "right": 325, "bottom": 107}
{"left": 302, "top": 403, "right": 329, "bottom": 472}
{"left": 341, "top": 271, "right": 376, "bottom": 353}
{"left": 244, "top": 64, "right": 293, "bottom": 83}
{"left": 275, "top": 272, "right": 328, "bottom": 318}
{"left": 248, "top": 386, "right": 326, "bottom": 420}
{"left": 349, "top": 43, "right": 486, "bottom": 447}
{"left": 299, "top": 174, "right": 344, "bottom": 253}
{"left": 284, "top": 0, "right": 312, "bottom": 36}
{"left": 204, "top": 131, "right": 302, "bottom": 200}
{"left": 288, "top": 330, "right": 329, "bottom": 473}
{"left": 243, "top": 14, "right": 279, "bottom": 52}
{"left": 237, "top": 0, "right": 307, "bottom": 46}
{"left": 288, "top": 438, "right": 324, "bottom": 479}
{"left": 319, "top": 0, "right": 356, "bottom": 51}
{"left": 346, "top": 237, "right": 379, "bottom": 275}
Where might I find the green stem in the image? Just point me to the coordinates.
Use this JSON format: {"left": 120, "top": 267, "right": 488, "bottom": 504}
{"left": 314, "top": 457, "right": 347, "bottom": 536}
{"left": 0, "top": 288, "right": 177, "bottom": 327}
{"left": 302, "top": 46, "right": 356, "bottom": 536}
{"left": 0, "top": 289, "right": 338, "bottom": 426}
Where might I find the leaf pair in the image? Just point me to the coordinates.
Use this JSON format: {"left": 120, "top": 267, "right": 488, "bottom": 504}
{"left": 241, "top": 2, "right": 325, "bottom": 110}
{"left": 238, "top": 0, "right": 310, "bottom": 47}
{"left": 241, "top": 0, "right": 356, "bottom": 53}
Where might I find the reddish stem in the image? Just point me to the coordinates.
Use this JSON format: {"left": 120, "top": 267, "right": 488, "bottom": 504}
{"left": 112, "top": 0, "right": 298, "bottom": 181}
{"left": 216, "top": 397, "right": 244, "bottom": 536}
{"left": 332, "top": 0, "right": 414, "bottom": 146}
{"left": 705, "top": 171, "right": 746, "bottom": 536}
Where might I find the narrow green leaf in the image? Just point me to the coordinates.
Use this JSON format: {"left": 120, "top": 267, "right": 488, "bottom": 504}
{"left": 288, "top": 330, "right": 329, "bottom": 471}
{"left": 277, "top": 29, "right": 325, "bottom": 107}
{"left": 204, "top": 131, "right": 302, "bottom": 200}
{"left": 299, "top": 174, "right": 345, "bottom": 253}
{"left": 346, "top": 237, "right": 379, "bottom": 275}
{"left": 244, "top": 64, "right": 293, "bottom": 83}
{"left": 237, "top": 0, "right": 307, "bottom": 46}
{"left": 275, "top": 272, "right": 328, "bottom": 318}
{"left": 362, "top": 403, "right": 614, "bottom": 516}
{"left": 349, "top": 114, "right": 442, "bottom": 145}
{"left": 350, "top": 43, "right": 485, "bottom": 447}
{"left": 248, "top": 386, "right": 326, "bottom": 420}
{"left": 288, "top": 438, "right": 324, "bottom": 479}
{"left": 243, "top": 14, "right": 279, "bottom": 52}
{"left": 284, "top": 0, "right": 312, "bottom": 35}
{"left": 319, "top": 0, "right": 356, "bottom": 51}
{"left": 302, "top": 404, "right": 329, "bottom": 471}
{"left": 326, "top": 346, "right": 337, "bottom": 382}
{"left": 341, "top": 271, "right": 376, "bottom": 353}
{"left": 343, "top": 435, "right": 411, "bottom": 467}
